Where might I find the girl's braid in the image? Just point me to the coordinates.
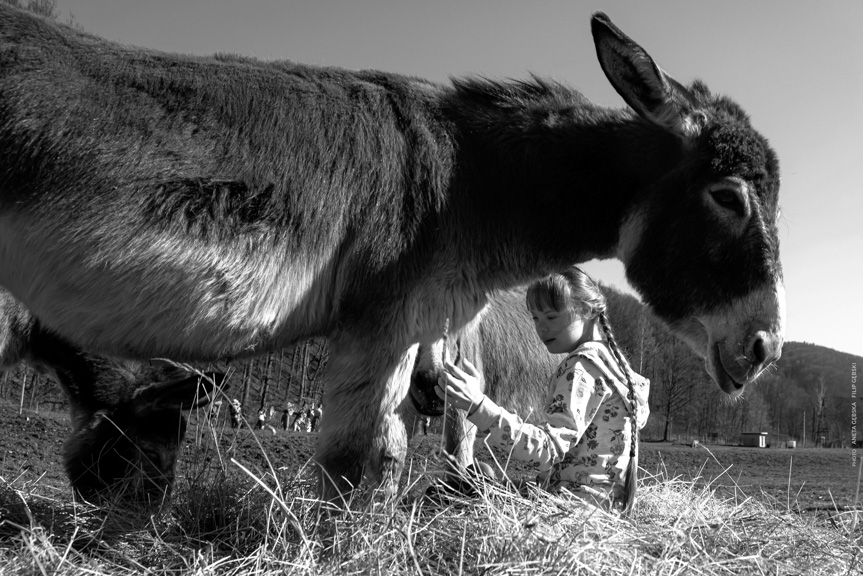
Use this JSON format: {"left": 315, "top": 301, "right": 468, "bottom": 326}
{"left": 598, "top": 310, "right": 639, "bottom": 512}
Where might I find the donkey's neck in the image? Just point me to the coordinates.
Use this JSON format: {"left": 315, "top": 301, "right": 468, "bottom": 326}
{"left": 445, "top": 79, "right": 682, "bottom": 288}
{"left": 27, "top": 325, "right": 125, "bottom": 413}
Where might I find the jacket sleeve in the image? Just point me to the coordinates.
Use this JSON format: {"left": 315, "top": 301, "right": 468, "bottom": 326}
{"left": 467, "top": 357, "right": 610, "bottom": 467}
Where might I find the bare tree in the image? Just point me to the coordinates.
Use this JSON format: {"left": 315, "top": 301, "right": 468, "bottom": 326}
{"left": 743, "top": 386, "right": 770, "bottom": 433}
{"left": 298, "top": 341, "right": 310, "bottom": 404}
{"left": 0, "top": 370, "right": 10, "bottom": 397}
{"left": 649, "top": 325, "right": 700, "bottom": 442}
{"left": 240, "top": 358, "right": 254, "bottom": 409}
{"left": 258, "top": 353, "right": 274, "bottom": 413}
{"left": 1, "top": 0, "right": 57, "bottom": 19}
{"left": 306, "top": 339, "right": 328, "bottom": 401}
{"left": 274, "top": 349, "right": 285, "bottom": 401}
{"left": 285, "top": 347, "right": 299, "bottom": 407}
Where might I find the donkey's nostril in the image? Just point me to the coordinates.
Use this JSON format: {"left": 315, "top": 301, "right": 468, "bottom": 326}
{"left": 752, "top": 337, "right": 767, "bottom": 364}
{"left": 748, "top": 330, "right": 782, "bottom": 368}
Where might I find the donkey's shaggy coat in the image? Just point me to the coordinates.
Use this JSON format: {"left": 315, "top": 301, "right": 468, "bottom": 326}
{"left": 0, "top": 7, "right": 784, "bottom": 498}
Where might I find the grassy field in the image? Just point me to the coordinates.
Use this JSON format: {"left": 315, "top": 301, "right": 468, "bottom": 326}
{"left": 639, "top": 442, "right": 859, "bottom": 513}
{"left": 0, "top": 401, "right": 861, "bottom": 574}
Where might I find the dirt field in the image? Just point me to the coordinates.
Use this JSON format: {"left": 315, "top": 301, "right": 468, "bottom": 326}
{"left": 0, "top": 401, "right": 858, "bottom": 515}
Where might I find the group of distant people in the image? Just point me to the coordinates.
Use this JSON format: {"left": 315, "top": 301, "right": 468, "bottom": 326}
{"left": 223, "top": 399, "right": 322, "bottom": 433}
{"left": 279, "top": 402, "right": 322, "bottom": 432}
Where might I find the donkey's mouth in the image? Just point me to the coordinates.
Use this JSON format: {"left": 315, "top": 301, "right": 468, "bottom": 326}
{"left": 410, "top": 369, "right": 446, "bottom": 417}
{"left": 710, "top": 343, "right": 746, "bottom": 397}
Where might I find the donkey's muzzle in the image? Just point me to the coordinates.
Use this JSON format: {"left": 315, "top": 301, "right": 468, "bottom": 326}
{"left": 410, "top": 369, "right": 446, "bottom": 417}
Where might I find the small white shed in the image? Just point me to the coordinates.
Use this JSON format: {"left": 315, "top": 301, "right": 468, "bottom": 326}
{"left": 740, "top": 432, "right": 768, "bottom": 448}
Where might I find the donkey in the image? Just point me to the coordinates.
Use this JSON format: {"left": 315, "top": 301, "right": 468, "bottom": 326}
{"left": 0, "top": 8, "right": 784, "bottom": 501}
{"left": 0, "top": 289, "right": 222, "bottom": 503}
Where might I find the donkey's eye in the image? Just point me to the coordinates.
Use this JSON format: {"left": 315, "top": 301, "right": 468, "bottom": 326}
{"left": 710, "top": 188, "right": 746, "bottom": 217}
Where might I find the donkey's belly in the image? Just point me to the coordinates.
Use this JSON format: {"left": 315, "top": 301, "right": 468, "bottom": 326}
{"left": 0, "top": 217, "right": 338, "bottom": 359}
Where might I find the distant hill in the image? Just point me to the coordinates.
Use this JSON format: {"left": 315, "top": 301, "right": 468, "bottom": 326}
{"left": 774, "top": 341, "right": 860, "bottom": 400}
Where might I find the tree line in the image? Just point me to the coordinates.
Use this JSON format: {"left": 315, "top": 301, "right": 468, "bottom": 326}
{"left": 0, "top": 338, "right": 330, "bottom": 422}
{"left": 3, "top": 283, "right": 857, "bottom": 447}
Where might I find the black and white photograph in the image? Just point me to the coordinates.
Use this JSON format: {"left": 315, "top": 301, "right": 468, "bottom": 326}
{"left": 0, "top": 1, "right": 860, "bottom": 573}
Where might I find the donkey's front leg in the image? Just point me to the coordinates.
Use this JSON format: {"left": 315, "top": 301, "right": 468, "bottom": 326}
{"left": 444, "top": 406, "right": 478, "bottom": 473}
{"left": 315, "top": 340, "right": 418, "bottom": 504}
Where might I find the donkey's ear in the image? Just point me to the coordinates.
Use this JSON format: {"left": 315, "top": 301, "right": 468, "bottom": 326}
{"left": 591, "top": 12, "right": 706, "bottom": 138}
{"left": 132, "top": 372, "right": 225, "bottom": 412}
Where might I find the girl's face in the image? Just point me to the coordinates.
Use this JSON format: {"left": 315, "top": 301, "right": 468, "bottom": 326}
{"left": 529, "top": 305, "right": 587, "bottom": 354}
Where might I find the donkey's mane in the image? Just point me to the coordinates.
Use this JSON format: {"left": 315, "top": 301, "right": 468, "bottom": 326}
{"left": 450, "top": 75, "right": 583, "bottom": 110}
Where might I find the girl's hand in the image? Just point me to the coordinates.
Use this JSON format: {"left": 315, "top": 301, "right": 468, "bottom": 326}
{"left": 434, "top": 359, "right": 485, "bottom": 415}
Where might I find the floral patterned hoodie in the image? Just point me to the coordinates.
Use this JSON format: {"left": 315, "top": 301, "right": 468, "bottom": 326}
{"left": 467, "top": 340, "right": 650, "bottom": 506}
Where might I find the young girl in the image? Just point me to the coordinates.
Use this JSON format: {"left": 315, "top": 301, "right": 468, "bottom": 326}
{"left": 435, "top": 267, "right": 650, "bottom": 511}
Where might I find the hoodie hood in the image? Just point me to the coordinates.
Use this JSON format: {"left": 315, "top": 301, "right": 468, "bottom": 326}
{"left": 573, "top": 341, "right": 651, "bottom": 429}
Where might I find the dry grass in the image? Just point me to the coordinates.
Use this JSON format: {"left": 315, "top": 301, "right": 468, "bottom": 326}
{"left": 1, "top": 427, "right": 861, "bottom": 576}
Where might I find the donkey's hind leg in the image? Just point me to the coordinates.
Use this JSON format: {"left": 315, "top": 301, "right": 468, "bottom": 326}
{"left": 315, "top": 340, "right": 418, "bottom": 504}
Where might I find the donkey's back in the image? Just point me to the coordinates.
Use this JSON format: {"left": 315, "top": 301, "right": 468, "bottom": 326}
{"left": 0, "top": 4, "right": 452, "bottom": 360}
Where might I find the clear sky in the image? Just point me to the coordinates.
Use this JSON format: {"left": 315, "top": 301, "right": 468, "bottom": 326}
{"left": 55, "top": 0, "right": 862, "bottom": 356}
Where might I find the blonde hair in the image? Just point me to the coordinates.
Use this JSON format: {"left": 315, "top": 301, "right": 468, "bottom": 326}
{"left": 525, "top": 266, "right": 606, "bottom": 319}
{"left": 526, "top": 266, "right": 639, "bottom": 512}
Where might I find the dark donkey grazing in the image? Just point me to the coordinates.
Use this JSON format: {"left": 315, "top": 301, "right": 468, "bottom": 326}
{"left": 0, "top": 7, "right": 783, "bottom": 501}
{"left": 0, "top": 289, "right": 223, "bottom": 503}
